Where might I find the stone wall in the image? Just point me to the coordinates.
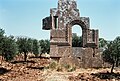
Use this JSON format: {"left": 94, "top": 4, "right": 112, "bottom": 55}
{"left": 42, "top": 0, "right": 101, "bottom": 68}
{"left": 72, "top": 47, "right": 103, "bottom": 68}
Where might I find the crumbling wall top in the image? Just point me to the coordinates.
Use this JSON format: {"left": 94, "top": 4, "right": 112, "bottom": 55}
{"left": 58, "top": 0, "right": 80, "bottom": 29}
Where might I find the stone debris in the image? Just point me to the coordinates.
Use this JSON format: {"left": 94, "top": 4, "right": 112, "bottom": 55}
{"left": 41, "top": 53, "right": 50, "bottom": 58}
{"left": 0, "top": 55, "right": 120, "bottom": 81}
{"left": 0, "top": 55, "right": 49, "bottom": 81}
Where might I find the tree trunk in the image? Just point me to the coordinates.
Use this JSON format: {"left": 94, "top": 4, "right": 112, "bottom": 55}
{"left": 1, "top": 54, "right": 4, "bottom": 65}
{"left": 40, "top": 53, "right": 42, "bottom": 58}
{"left": 116, "top": 59, "right": 119, "bottom": 67}
{"left": 111, "top": 63, "right": 114, "bottom": 73}
{"left": 24, "top": 52, "right": 27, "bottom": 62}
{"left": 0, "top": 57, "right": 2, "bottom": 65}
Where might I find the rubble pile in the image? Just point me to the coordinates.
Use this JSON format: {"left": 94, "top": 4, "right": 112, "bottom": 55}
{"left": 0, "top": 54, "right": 50, "bottom": 81}
{"left": 0, "top": 55, "right": 120, "bottom": 81}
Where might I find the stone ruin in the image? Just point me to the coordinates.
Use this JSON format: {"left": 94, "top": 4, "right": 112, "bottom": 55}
{"left": 42, "top": 0, "right": 102, "bottom": 68}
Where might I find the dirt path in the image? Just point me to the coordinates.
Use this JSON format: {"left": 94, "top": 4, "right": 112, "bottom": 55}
{"left": 44, "top": 71, "right": 75, "bottom": 81}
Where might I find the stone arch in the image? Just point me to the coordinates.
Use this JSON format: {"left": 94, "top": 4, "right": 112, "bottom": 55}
{"left": 67, "top": 19, "right": 88, "bottom": 47}
{"left": 69, "top": 19, "right": 88, "bottom": 30}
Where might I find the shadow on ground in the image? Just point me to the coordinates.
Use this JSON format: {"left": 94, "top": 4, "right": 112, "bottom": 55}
{"left": 11, "top": 60, "right": 36, "bottom": 64}
{"left": 91, "top": 72, "right": 120, "bottom": 79}
{"left": 0, "top": 67, "right": 11, "bottom": 75}
{"left": 27, "top": 66, "right": 44, "bottom": 70}
{"left": 29, "top": 56, "right": 49, "bottom": 59}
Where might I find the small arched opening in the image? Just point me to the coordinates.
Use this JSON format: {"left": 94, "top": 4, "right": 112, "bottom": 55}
{"left": 72, "top": 25, "right": 82, "bottom": 47}
{"left": 69, "top": 19, "right": 87, "bottom": 47}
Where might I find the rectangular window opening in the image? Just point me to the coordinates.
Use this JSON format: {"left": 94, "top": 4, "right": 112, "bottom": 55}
{"left": 54, "top": 16, "right": 58, "bottom": 29}
{"left": 92, "top": 30, "right": 95, "bottom": 42}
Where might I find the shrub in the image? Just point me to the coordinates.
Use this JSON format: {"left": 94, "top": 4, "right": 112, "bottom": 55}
{"left": 49, "top": 61, "right": 58, "bottom": 70}
{"left": 62, "top": 64, "right": 76, "bottom": 72}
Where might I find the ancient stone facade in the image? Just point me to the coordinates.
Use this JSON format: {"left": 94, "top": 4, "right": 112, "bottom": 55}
{"left": 42, "top": 0, "right": 102, "bottom": 68}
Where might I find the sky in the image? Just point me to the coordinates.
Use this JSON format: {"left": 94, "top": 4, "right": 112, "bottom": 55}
{"left": 0, "top": 0, "right": 120, "bottom": 40}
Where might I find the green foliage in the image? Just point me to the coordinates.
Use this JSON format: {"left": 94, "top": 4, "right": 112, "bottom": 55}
{"left": 99, "top": 38, "right": 108, "bottom": 48}
{"left": 67, "top": 66, "right": 76, "bottom": 72}
{"left": 56, "top": 65, "right": 63, "bottom": 72}
{"left": 102, "top": 36, "right": 120, "bottom": 73}
{"left": 49, "top": 61, "right": 57, "bottom": 70}
{"left": 61, "top": 64, "right": 76, "bottom": 72}
{"left": 63, "top": 64, "right": 71, "bottom": 70}
{"left": 27, "top": 38, "right": 33, "bottom": 53}
{"left": 72, "top": 33, "right": 82, "bottom": 47}
{"left": 17, "top": 37, "right": 41, "bottom": 58}
{"left": 0, "top": 28, "right": 5, "bottom": 37}
{"left": 39, "top": 39, "right": 50, "bottom": 54}
{"left": 49, "top": 62, "right": 76, "bottom": 72}
{"left": 0, "top": 28, "right": 5, "bottom": 55}
{"left": 16, "top": 37, "right": 33, "bottom": 61}
{"left": 16, "top": 37, "right": 28, "bottom": 53}
{"left": 0, "top": 28, "right": 17, "bottom": 61}
{"left": 0, "top": 28, "right": 48, "bottom": 62}
{"left": 2, "top": 36, "right": 17, "bottom": 61}
{"left": 103, "top": 42, "right": 114, "bottom": 63}
{"left": 32, "top": 39, "right": 39, "bottom": 56}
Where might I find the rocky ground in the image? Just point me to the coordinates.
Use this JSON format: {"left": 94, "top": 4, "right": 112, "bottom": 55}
{"left": 0, "top": 55, "right": 120, "bottom": 81}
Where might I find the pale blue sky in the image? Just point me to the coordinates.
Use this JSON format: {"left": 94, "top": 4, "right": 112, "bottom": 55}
{"left": 0, "top": 0, "right": 120, "bottom": 40}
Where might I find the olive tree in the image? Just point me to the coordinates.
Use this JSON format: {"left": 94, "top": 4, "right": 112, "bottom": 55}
{"left": 32, "top": 39, "right": 39, "bottom": 56}
{"left": 39, "top": 39, "right": 50, "bottom": 54}
{"left": 99, "top": 38, "right": 108, "bottom": 48}
{"left": 102, "top": 36, "right": 120, "bottom": 73}
{"left": 2, "top": 36, "right": 17, "bottom": 61}
{"left": 0, "top": 28, "right": 17, "bottom": 63}
{"left": 0, "top": 28, "right": 5, "bottom": 56}
{"left": 16, "top": 37, "right": 33, "bottom": 61}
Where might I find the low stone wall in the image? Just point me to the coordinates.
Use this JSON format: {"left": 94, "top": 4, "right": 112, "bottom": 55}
{"left": 72, "top": 47, "right": 103, "bottom": 68}
{"left": 50, "top": 47, "right": 111, "bottom": 68}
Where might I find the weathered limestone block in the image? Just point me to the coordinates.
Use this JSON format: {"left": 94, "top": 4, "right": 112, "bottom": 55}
{"left": 50, "top": 45, "right": 59, "bottom": 57}
{"left": 51, "top": 29, "right": 66, "bottom": 42}
{"left": 42, "top": 16, "right": 52, "bottom": 30}
{"left": 72, "top": 47, "right": 103, "bottom": 68}
{"left": 59, "top": 46, "right": 80, "bottom": 67}
{"left": 80, "top": 17, "right": 90, "bottom": 29}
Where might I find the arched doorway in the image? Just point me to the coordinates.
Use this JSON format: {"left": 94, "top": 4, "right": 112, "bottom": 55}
{"left": 68, "top": 19, "right": 88, "bottom": 47}
{"left": 72, "top": 25, "right": 82, "bottom": 47}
